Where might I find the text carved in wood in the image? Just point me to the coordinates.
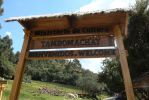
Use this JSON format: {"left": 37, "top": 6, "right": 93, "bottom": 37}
{"left": 30, "top": 36, "right": 114, "bottom": 50}
{"left": 27, "top": 49, "right": 116, "bottom": 59}
{"left": 32, "top": 27, "right": 112, "bottom": 37}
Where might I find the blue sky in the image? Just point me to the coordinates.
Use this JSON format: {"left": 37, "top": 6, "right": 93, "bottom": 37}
{"left": 0, "top": 0, "right": 135, "bottom": 73}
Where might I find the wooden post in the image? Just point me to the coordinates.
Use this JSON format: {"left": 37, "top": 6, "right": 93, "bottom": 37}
{"left": 114, "top": 25, "right": 135, "bottom": 100}
{"left": 0, "top": 84, "right": 3, "bottom": 100}
{"left": 9, "top": 30, "right": 30, "bottom": 100}
{"left": 0, "top": 80, "right": 7, "bottom": 100}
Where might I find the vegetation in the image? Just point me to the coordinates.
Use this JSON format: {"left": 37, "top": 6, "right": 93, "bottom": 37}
{"left": 0, "top": 0, "right": 3, "bottom": 28}
{"left": 0, "top": 0, "right": 3, "bottom": 15}
{"left": 76, "top": 70, "right": 105, "bottom": 100}
{"left": 0, "top": 36, "right": 17, "bottom": 79}
{"left": 97, "top": 0, "right": 149, "bottom": 99}
{"left": 98, "top": 58, "right": 124, "bottom": 94}
{"left": 2, "top": 80, "right": 108, "bottom": 100}
{"left": 3, "top": 80, "right": 92, "bottom": 100}
{"left": 126, "top": 0, "right": 149, "bottom": 99}
{"left": 24, "top": 59, "right": 103, "bottom": 99}
{"left": 125, "top": 0, "right": 149, "bottom": 79}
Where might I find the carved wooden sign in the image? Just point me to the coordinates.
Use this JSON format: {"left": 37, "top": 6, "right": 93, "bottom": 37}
{"left": 27, "top": 49, "right": 116, "bottom": 59}
{"left": 28, "top": 27, "right": 116, "bottom": 59}
{"left": 31, "top": 27, "right": 112, "bottom": 37}
{"left": 8, "top": 11, "right": 135, "bottom": 100}
{"left": 30, "top": 35, "right": 114, "bottom": 50}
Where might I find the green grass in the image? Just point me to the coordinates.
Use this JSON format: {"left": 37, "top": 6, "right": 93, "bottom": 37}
{"left": 3, "top": 80, "right": 92, "bottom": 100}
{"left": 3, "top": 80, "right": 109, "bottom": 100}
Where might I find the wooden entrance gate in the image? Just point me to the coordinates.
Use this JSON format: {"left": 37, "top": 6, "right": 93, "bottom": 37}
{"left": 6, "top": 9, "right": 135, "bottom": 100}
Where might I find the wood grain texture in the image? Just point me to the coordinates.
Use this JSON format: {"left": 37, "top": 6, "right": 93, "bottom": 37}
{"left": 29, "top": 35, "right": 114, "bottom": 50}
{"left": 114, "top": 25, "right": 135, "bottom": 100}
{"left": 21, "top": 12, "right": 127, "bottom": 33}
{"left": 27, "top": 49, "right": 116, "bottom": 60}
{"left": 9, "top": 30, "right": 30, "bottom": 100}
{"left": 0, "top": 84, "right": 5, "bottom": 100}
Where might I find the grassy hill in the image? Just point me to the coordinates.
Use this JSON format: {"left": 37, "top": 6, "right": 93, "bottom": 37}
{"left": 3, "top": 80, "right": 92, "bottom": 100}
{"left": 2, "top": 80, "right": 106, "bottom": 100}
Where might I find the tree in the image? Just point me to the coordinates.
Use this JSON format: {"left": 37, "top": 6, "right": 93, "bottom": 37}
{"left": 76, "top": 69, "right": 103, "bottom": 100}
{"left": 0, "top": 0, "right": 3, "bottom": 28}
{"left": 133, "top": 0, "right": 149, "bottom": 14}
{"left": 0, "top": 36, "right": 15, "bottom": 79}
{"left": 98, "top": 58, "right": 124, "bottom": 94}
{"left": 24, "top": 59, "right": 83, "bottom": 85}
{"left": 0, "top": 0, "right": 3, "bottom": 15}
{"left": 97, "top": 0, "right": 149, "bottom": 98}
{"left": 124, "top": 1, "right": 149, "bottom": 99}
{"left": 125, "top": 0, "right": 149, "bottom": 79}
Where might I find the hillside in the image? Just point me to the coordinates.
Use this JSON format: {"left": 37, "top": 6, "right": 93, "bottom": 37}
{"left": 3, "top": 80, "right": 93, "bottom": 100}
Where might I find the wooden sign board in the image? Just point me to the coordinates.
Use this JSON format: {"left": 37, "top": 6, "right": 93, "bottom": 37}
{"left": 31, "top": 27, "right": 112, "bottom": 37}
{"left": 29, "top": 35, "right": 114, "bottom": 50}
{"left": 7, "top": 11, "right": 135, "bottom": 100}
{"left": 27, "top": 49, "right": 116, "bottom": 60}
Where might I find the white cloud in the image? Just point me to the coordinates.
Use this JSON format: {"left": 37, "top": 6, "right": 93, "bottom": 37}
{"left": 5, "top": 31, "right": 12, "bottom": 38}
{"left": 110, "top": 0, "right": 128, "bottom": 9}
{"left": 80, "top": 58, "right": 105, "bottom": 73}
{"left": 109, "top": 0, "right": 135, "bottom": 9}
{"left": 79, "top": 0, "right": 109, "bottom": 12}
{"left": 79, "top": 0, "right": 135, "bottom": 12}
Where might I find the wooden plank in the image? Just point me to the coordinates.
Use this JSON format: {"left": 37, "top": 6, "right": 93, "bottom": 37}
{"left": 0, "top": 84, "right": 3, "bottom": 100}
{"left": 21, "top": 12, "right": 127, "bottom": 31}
{"left": 0, "top": 83, "right": 6, "bottom": 100}
{"left": 29, "top": 36, "right": 114, "bottom": 50}
{"left": 0, "top": 80, "right": 7, "bottom": 84}
{"left": 76, "top": 13, "right": 126, "bottom": 28}
{"left": 9, "top": 30, "right": 30, "bottom": 100}
{"left": 31, "top": 27, "right": 112, "bottom": 37}
{"left": 33, "top": 18, "right": 68, "bottom": 29}
{"left": 21, "top": 17, "right": 69, "bottom": 30}
{"left": 27, "top": 49, "right": 116, "bottom": 60}
{"left": 114, "top": 25, "right": 135, "bottom": 100}
{"left": 32, "top": 32, "right": 112, "bottom": 39}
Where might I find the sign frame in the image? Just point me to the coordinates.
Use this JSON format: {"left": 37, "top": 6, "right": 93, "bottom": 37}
{"left": 7, "top": 11, "right": 135, "bottom": 100}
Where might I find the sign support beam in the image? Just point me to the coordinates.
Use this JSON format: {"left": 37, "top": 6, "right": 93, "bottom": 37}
{"left": 0, "top": 84, "right": 4, "bottom": 100}
{"left": 114, "top": 25, "right": 135, "bottom": 100}
{"left": 9, "top": 30, "right": 30, "bottom": 100}
{"left": 0, "top": 80, "right": 7, "bottom": 100}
